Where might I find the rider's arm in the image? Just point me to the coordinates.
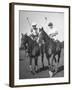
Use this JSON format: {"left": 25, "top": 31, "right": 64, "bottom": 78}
{"left": 49, "top": 31, "right": 58, "bottom": 37}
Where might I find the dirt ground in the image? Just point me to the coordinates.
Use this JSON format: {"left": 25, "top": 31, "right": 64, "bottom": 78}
{"left": 19, "top": 49, "right": 64, "bottom": 79}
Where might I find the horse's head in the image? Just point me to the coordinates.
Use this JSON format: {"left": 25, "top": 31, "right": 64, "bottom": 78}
{"left": 39, "top": 27, "right": 50, "bottom": 43}
{"left": 21, "top": 33, "right": 28, "bottom": 50}
{"left": 39, "top": 27, "right": 44, "bottom": 41}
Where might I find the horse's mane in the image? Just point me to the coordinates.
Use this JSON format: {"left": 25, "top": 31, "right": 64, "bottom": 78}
{"left": 41, "top": 28, "right": 60, "bottom": 45}
{"left": 41, "top": 28, "right": 51, "bottom": 41}
{"left": 25, "top": 34, "right": 34, "bottom": 44}
{"left": 26, "top": 34, "right": 33, "bottom": 41}
{"left": 26, "top": 34, "right": 38, "bottom": 46}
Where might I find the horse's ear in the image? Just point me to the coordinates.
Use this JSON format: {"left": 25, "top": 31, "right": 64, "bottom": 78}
{"left": 42, "top": 27, "right": 43, "bottom": 30}
{"left": 25, "top": 33, "right": 27, "bottom": 36}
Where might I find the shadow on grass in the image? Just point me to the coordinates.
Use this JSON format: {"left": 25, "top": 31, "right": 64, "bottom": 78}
{"left": 53, "top": 65, "right": 64, "bottom": 76}
{"left": 35, "top": 65, "right": 64, "bottom": 75}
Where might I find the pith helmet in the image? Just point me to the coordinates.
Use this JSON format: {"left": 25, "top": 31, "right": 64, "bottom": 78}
{"left": 48, "top": 22, "right": 53, "bottom": 27}
{"left": 31, "top": 22, "right": 37, "bottom": 28}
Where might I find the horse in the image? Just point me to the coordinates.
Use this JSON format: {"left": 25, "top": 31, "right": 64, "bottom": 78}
{"left": 39, "top": 27, "right": 64, "bottom": 73}
{"left": 21, "top": 33, "right": 44, "bottom": 72}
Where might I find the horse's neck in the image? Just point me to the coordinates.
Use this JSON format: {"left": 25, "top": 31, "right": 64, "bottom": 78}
{"left": 43, "top": 31, "right": 50, "bottom": 42}
{"left": 27, "top": 37, "right": 34, "bottom": 47}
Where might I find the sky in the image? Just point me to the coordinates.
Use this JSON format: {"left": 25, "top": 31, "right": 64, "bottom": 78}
{"left": 19, "top": 10, "right": 64, "bottom": 46}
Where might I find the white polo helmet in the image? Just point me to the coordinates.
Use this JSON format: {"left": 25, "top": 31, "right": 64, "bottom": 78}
{"left": 31, "top": 22, "right": 37, "bottom": 27}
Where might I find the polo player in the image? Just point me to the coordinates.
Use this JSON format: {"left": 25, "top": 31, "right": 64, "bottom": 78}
{"left": 29, "top": 23, "right": 39, "bottom": 71}
{"left": 48, "top": 22, "right": 58, "bottom": 40}
{"left": 48, "top": 22, "right": 59, "bottom": 77}
{"left": 30, "top": 23, "right": 39, "bottom": 42}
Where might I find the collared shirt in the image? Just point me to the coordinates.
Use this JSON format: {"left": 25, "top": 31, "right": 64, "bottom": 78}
{"left": 44, "top": 26, "right": 58, "bottom": 40}
{"left": 30, "top": 27, "right": 39, "bottom": 41}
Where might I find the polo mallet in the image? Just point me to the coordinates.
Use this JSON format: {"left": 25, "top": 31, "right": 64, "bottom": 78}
{"left": 43, "top": 17, "right": 48, "bottom": 30}
{"left": 26, "top": 17, "right": 31, "bottom": 27}
{"left": 44, "top": 17, "right": 47, "bottom": 24}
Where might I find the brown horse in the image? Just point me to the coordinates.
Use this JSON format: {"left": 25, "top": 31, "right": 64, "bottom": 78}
{"left": 21, "top": 33, "right": 44, "bottom": 72}
{"left": 39, "top": 27, "right": 64, "bottom": 72}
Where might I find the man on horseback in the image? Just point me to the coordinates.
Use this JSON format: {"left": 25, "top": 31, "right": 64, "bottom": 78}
{"left": 48, "top": 22, "right": 58, "bottom": 40}
{"left": 29, "top": 23, "right": 39, "bottom": 71}
{"left": 44, "top": 17, "right": 58, "bottom": 40}
{"left": 38, "top": 21, "right": 60, "bottom": 77}
{"left": 29, "top": 23, "right": 45, "bottom": 70}
{"left": 30, "top": 22, "right": 39, "bottom": 42}
{"left": 29, "top": 22, "right": 43, "bottom": 54}
{"left": 47, "top": 22, "right": 60, "bottom": 77}
{"left": 26, "top": 18, "right": 44, "bottom": 72}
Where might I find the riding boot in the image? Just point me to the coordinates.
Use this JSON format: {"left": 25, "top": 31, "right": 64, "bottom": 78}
{"left": 39, "top": 44, "right": 41, "bottom": 55}
{"left": 35, "top": 58, "right": 38, "bottom": 72}
{"left": 54, "top": 62, "right": 58, "bottom": 73}
{"left": 34, "top": 65, "right": 38, "bottom": 72}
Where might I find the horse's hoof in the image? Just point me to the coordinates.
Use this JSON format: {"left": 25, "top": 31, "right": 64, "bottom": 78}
{"left": 49, "top": 71, "right": 53, "bottom": 77}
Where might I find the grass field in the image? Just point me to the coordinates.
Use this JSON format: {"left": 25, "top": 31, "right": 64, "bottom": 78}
{"left": 19, "top": 48, "right": 64, "bottom": 79}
